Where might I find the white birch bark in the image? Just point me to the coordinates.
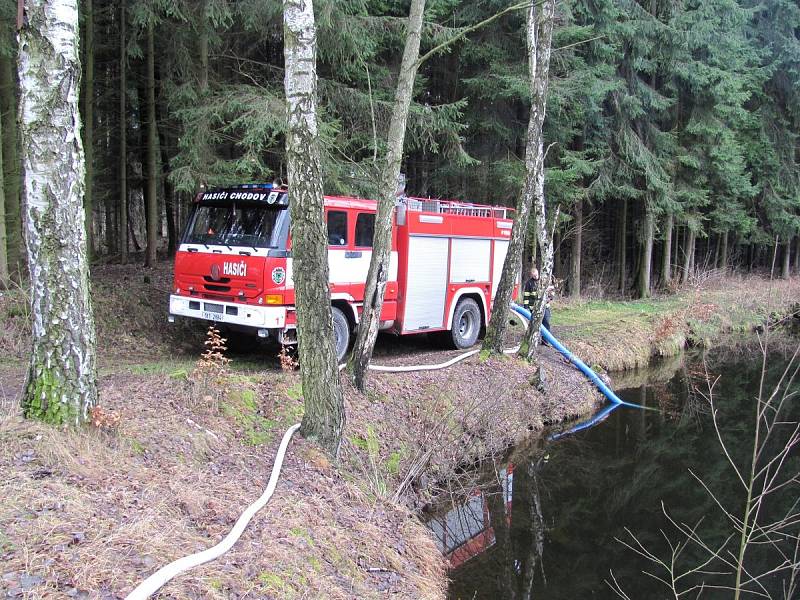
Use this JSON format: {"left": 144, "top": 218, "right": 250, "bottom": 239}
{"left": 349, "top": 0, "right": 426, "bottom": 392}
{"left": 284, "top": 0, "right": 345, "bottom": 457}
{"left": 483, "top": 0, "right": 555, "bottom": 355}
{"left": 18, "top": 0, "right": 98, "bottom": 425}
{"left": 519, "top": 158, "right": 558, "bottom": 358}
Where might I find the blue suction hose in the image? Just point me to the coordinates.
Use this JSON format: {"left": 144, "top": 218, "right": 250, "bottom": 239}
{"left": 510, "top": 303, "right": 645, "bottom": 410}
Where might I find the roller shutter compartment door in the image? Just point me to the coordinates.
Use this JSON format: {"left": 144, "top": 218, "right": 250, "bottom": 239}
{"left": 403, "top": 236, "right": 449, "bottom": 331}
{"left": 450, "top": 238, "right": 491, "bottom": 283}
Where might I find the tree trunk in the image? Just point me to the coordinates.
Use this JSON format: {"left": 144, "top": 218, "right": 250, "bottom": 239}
{"left": 638, "top": 201, "right": 654, "bottom": 298}
{"left": 118, "top": 0, "right": 127, "bottom": 263}
{"left": 128, "top": 202, "right": 140, "bottom": 251}
{"left": 553, "top": 227, "right": 561, "bottom": 279}
{"left": 349, "top": 0, "right": 425, "bottom": 391}
{"left": 484, "top": 0, "right": 556, "bottom": 356}
{"left": 19, "top": 0, "right": 98, "bottom": 425}
{"left": 82, "top": 0, "right": 93, "bottom": 259}
{"left": 199, "top": 0, "right": 208, "bottom": 91}
{"left": 781, "top": 236, "right": 791, "bottom": 280}
{"left": 159, "top": 129, "right": 176, "bottom": 256}
{"left": 195, "top": 0, "right": 212, "bottom": 188}
{"left": 529, "top": 222, "right": 538, "bottom": 269}
{"left": 721, "top": 231, "right": 728, "bottom": 272}
{"left": 794, "top": 235, "right": 800, "bottom": 275}
{"left": 156, "top": 65, "right": 176, "bottom": 255}
{"left": 570, "top": 198, "right": 582, "bottom": 297}
{"left": 682, "top": 227, "right": 696, "bottom": 284}
{"left": 0, "top": 100, "right": 6, "bottom": 288}
{"left": 519, "top": 190, "right": 559, "bottom": 359}
{"left": 661, "top": 212, "right": 672, "bottom": 286}
{"left": 0, "top": 38, "right": 21, "bottom": 278}
{"left": 618, "top": 199, "right": 627, "bottom": 292}
{"left": 284, "top": 0, "right": 345, "bottom": 458}
{"left": 144, "top": 21, "right": 158, "bottom": 267}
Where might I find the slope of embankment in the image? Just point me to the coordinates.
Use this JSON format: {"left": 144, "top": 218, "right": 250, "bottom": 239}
{"left": 1, "top": 266, "right": 797, "bottom": 598}
{"left": 554, "top": 275, "right": 800, "bottom": 372}
{"left": 0, "top": 263, "right": 601, "bottom": 599}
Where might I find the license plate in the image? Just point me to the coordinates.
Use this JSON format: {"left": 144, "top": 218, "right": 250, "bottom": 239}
{"left": 202, "top": 311, "right": 224, "bottom": 322}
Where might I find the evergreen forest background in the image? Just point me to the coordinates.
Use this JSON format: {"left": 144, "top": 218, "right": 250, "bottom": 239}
{"left": 0, "top": 0, "right": 798, "bottom": 297}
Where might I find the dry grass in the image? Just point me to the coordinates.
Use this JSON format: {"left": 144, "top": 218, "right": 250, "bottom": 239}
{"left": 5, "top": 264, "right": 793, "bottom": 598}
{"left": 0, "top": 306, "right": 604, "bottom": 600}
{"left": 554, "top": 274, "right": 800, "bottom": 371}
{"left": 0, "top": 369, "right": 449, "bottom": 599}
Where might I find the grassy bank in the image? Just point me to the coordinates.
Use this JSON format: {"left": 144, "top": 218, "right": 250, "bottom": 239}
{"left": 552, "top": 274, "right": 800, "bottom": 372}
{"left": 2, "top": 265, "right": 797, "bottom": 598}
{"left": 0, "top": 267, "right": 601, "bottom": 598}
{"left": 0, "top": 355, "right": 599, "bottom": 599}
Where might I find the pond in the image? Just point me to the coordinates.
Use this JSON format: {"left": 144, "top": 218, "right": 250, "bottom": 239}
{"left": 427, "top": 340, "right": 800, "bottom": 599}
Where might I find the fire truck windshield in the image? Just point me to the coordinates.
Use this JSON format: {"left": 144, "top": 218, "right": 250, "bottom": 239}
{"left": 184, "top": 204, "right": 285, "bottom": 248}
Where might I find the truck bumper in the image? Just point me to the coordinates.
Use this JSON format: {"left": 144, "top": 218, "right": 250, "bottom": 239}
{"left": 168, "top": 295, "right": 287, "bottom": 330}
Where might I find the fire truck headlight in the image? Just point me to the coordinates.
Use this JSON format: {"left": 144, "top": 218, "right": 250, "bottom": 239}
{"left": 175, "top": 287, "right": 181, "bottom": 294}
{"left": 170, "top": 297, "right": 188, "bottom": 312}
{"left": 264, "top": 294, "right": 283, "bottom": 305}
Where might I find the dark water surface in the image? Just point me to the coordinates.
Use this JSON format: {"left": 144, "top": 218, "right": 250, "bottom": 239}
{"left": 429, "top": 343, "right": 799, "bottom": 599}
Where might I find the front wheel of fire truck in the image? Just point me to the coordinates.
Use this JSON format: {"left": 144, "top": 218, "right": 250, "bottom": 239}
{"left": 331, "top": 306, "right": 351, "bottom": 362}
{"left": 449, "top": 298, "right": 482, "bottom": 349}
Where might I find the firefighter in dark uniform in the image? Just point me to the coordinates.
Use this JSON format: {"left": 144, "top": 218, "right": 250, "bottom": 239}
{"left": 522, "top": 267, "right": 553, "bottom": 331}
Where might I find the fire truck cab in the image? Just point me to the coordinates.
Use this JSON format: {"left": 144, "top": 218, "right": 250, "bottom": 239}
{"left": 168, "top": 184, "right": 513, "bottom": 361}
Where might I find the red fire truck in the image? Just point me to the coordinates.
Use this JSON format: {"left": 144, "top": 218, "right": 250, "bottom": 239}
{"left": 168, "top": 184, "right": 513, "bottom": 360}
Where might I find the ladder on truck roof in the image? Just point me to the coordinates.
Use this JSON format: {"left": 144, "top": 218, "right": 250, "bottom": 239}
{"left": 404, "top": 197, "right": 510, "bottom": 220}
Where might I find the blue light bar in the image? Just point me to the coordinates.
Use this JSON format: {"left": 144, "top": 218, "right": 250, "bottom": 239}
{"left": 234, "top": 183, "right": 273, "bottom": 189}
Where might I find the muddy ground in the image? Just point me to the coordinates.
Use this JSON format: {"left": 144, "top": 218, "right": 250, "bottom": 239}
{"left": 1, "top": 263, "right": 603, "bottom": 599}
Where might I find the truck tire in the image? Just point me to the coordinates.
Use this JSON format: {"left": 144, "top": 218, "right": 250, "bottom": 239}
{"left": 332, "top": 306, "right": 351, "bottom": 362}
{"left": 449, "top": 298, "right": 481, "bottom": 349}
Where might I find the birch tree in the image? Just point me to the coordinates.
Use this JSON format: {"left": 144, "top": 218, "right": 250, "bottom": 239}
{"left": 482, "top": 0, "right": 555, "bottom": 356}
{"left": 348, "top": 0, "right": 425, "bottom": 393}
{"left": 18, "top": 0, "right": 98, "bottom": 425}
{"left": 284, "top": 0, "right": 345, "bottom": 457}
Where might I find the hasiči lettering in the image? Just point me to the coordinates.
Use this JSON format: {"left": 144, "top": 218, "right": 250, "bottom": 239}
{"left": 223, "top": 261, "right": 247, "bottom": 277}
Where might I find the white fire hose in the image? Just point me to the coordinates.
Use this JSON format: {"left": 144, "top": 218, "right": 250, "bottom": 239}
{"left": 126, "top": 313, "right": 528, "bottom": 599}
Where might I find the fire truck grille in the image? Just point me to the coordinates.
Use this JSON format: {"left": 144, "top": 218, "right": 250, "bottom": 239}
{"left": 204, "top": 283, "right": 231, "bottom": 292}
{"left": 203, "top": 275, "right": 231, "bottom": 284}
{"left": 202, "top": 293, "right": 231, "bottom": 301}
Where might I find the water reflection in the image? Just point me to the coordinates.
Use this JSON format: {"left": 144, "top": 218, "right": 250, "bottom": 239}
{"left": 431, "top": 348, "right": 799, "bottom": 599}
{"left": 429, "top": 466, "right": 513, "bottom": 568}
{"left": 549, "top": 402, "right": 621, "bottom": 440}
{"left": 428, "top": 455, "right": 547, "bottom": 600}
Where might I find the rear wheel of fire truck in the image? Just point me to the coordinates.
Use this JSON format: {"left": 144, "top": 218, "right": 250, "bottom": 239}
{"left": 331, "top": 306, "right": 351, "bottom": 362}
{"left": 449, "top": 298, "right": 482, "bottom": 349}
